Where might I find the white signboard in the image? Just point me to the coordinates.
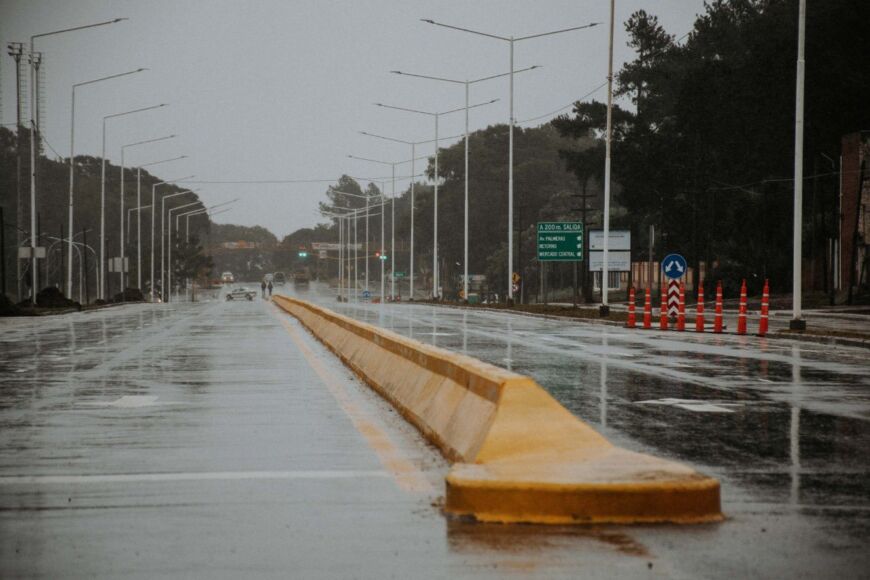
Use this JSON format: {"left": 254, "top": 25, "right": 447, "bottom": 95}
{"left": 588, "top": 250, "right": 631, "bottom": 272}
{"left": 108, "top": 257, "right": 129, "bottom": 273}
{"left": 589, "top": 230, "right": 631, "bottom": 251}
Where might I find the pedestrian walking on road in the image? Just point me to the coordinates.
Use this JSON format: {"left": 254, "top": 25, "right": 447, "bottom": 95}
{"left": 267, "top": 281, "right": 273, "bottom": 297}
{"left": 261, "top": 280, "right": 267, "bottom": 298}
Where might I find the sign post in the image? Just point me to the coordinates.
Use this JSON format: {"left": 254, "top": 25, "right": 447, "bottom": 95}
{"left": 661, "top": 253, "right": 687, "bottom": 321}
{"left": 589, "top": 230, "right": 631, "bottom": 293}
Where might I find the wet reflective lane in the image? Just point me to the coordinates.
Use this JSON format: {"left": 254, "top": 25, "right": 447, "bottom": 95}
{"left": 288, "top": 284, "right": 870, "bottom": 578}
{"left": 4, "top": 295, "right": 745, "bottom": 579}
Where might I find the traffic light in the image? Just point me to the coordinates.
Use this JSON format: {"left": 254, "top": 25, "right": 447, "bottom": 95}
{"left": 376, "top": 251, "right": 387, "bottom": 261}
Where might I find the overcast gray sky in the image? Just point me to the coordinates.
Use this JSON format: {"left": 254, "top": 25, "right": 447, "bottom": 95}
{"left": 1, "top": 0, "right": 706, "bottom": 238}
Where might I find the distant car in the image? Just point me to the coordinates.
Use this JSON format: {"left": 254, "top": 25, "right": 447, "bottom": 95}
{"left": 293, "top": 271, "right": 310, "bottom": 286}
{"left": 263, "top": 273, "right": 274, "bottom": 284}
{"left": 273, "top": 272, "right": 286, "bottom": 286}
{"left": 221, "top": 271, "right": 234, "bottom": 284}
{"left": 225, "top": 286, "right": 256, "bottom": 301}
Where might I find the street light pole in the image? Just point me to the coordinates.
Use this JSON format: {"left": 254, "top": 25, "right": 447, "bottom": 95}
{"left": 347, "top": 155, "right": 430, "bottom": 299}
{"left": 790, "top": 0, "right": 807, "bottom": 330}
{"left": 136, "top": 155, "right": 185, "bottom": 291}
{"left": 601, "top": 0, "right": 615, "bottom": 316}
{"left": 29, "top": 17, "right": 127, "bottom": 303}
{"left": 166, "top": 199, "right": 239, "bottom": 302}
{"left": 374, "top": 99, "right": 496, "bottom": 298}
{"left": 159, "top": 185, "right": 196, "bottom": 301}
{"left": 421, "top": 18, "right": 598, "bottom": 304}
{"left": 67, "top": 67, "right": 146, "bottom": 301}
{"left": 167, "top": 201, "right": 203, "bottom": 301}
{"left": 152, "top": 178, "right": 194, "bottom": 300}
{"left": 100, "top": 103, "right": 167, "bottom": 298}
{"left": 391, "top": 66, "right": 538, "bottom": 301}
{"left": 120, "top": 134, "right": 176, "bottom": 293}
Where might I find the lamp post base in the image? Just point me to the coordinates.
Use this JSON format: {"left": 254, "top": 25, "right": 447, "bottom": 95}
{"left": 599, "top": 305, "right": 610, "bottom": 317}
{"left": 789, "top": 318, "right": 807, "bottom": 331}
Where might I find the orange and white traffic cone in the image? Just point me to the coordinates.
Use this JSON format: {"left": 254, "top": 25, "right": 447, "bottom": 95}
{"left": 714, "top": 281, "right": 724, "bottom": 334}
{"left": 677, "top": 282, "right": 686, "bottom": 331}
{"left": 758, "top": 279, "right": 770, "bottom": 337}
{"left": 695, "top": 283, "right": 705, "bottom": 332}
{"left": 660, "top": 283, "right": 669, "bottom": 330}
{"left": 627, "top": 287, "right": 637, "bottom": 329}
{"left": 737, "top": 279, "right": 748, "bottom": 335}
{"left": 643, "top": 288, "right": 652, "bottom": 329}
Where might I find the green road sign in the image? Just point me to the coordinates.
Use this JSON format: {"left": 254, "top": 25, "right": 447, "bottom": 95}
{"left": 536, "top": 222, "right": 584, "bottom": 261}
{"left": 393, "top": 271, "right": 406, "bottom": 278}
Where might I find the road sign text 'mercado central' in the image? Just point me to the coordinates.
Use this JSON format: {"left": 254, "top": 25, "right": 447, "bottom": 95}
{"left": 536, "top": 222, "right": 584, "bottom": 262}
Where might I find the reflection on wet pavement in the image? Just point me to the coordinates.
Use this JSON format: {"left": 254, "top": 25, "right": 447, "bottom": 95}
{"left": 2, "top": 286, "right": 868, "bottom": 578}
{"left": 289, "top": 284, "right": 870, "bottom": 576}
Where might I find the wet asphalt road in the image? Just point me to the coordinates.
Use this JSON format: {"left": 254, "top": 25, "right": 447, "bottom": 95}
{"left": 287, "top": 283, "right": 870, "bottom": 578}
{"left": 1, "top": 287, "right": 869, "bottom": 578}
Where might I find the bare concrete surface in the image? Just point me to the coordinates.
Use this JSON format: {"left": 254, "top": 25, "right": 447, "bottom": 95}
{"left": 283, "top": 283, "right": 870, "bottom": 578}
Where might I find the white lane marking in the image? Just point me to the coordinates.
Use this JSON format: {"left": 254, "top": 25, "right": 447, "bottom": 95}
{"left": 0, "top": 470, "right": 390, "bottom": 485}
{"left": 636, "top": 398, "right": 742, "bottom": 413}
{"left": 271, "top": 304, "right": 434, "bottom": 494}
{"left": 82, "top": 395, "right": 162, "bottom": 408}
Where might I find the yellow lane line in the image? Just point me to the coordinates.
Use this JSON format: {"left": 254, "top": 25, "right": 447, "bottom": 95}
{"left": 270, "top": 306, "right": 434, "bottom": 494}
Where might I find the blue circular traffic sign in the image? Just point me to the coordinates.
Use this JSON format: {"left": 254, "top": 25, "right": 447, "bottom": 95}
{"left": 661, "top": 253, "right": 687, "bottom": 279}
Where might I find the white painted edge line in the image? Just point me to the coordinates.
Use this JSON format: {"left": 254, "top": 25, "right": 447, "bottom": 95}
{"left": 0, "top": 470, "right": 390, "bottom": 485}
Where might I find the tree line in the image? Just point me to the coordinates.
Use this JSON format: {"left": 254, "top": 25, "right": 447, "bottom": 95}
{"left": 285, "top": 0, "right": 869, "bottom": 300}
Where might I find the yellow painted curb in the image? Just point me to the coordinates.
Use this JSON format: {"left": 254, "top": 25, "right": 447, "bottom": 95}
{"left": 272, "top": 295, "right": 722, "bottom": 525}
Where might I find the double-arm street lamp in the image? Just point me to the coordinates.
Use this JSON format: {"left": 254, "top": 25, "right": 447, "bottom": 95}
{"left": 120, "top": 134, "right": 177, "bottom": 290}
{"left": 28, "top": 17, "right": 128, "bottom": 303}
{"left": 390, "top": 67, "right": 538, "bottom": 300}
{"left": 421, "top": 18, "right": 599, "bottom": 304}
{"left": 374, "top": 99, "right": 497, "bottom": 298}
{"left": 67, "top": 67, "right": 146, "bottom": 300}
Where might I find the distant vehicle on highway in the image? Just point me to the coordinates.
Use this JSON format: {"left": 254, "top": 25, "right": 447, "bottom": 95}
{"left": 225, "top": 286, "right": 256, "bottom": 301}
{"left": 263, "top": 273, "right": 274, "bottom": 283}
{"left": 293, "top": 269, "right": 310, "bottom": 286}
{"left": 273, "top": 272, "right": 286, "bottom": 286}
{"left": 221, "top": 271, "right": 234, "bottom": 283}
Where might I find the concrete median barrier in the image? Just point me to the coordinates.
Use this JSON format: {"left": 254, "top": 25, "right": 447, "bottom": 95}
{"left": 272, "top": 295, "right": 722, "bottom": 525}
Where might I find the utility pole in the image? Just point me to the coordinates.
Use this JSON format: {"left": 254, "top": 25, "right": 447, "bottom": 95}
{"left": 600, "top": 0, "right": 616, "bottom": 317}
{"left": 790, "top": 0, "right": 807, "bottom": 329}
{"left": 571, "top": 190, "right": 596, "bottom": 304}
{"left": 82, "top": 228, "right": 89, "bottom": 304}
{"left": 7, "top": 42, "right": 25, "bottom": 301}
{"left": 0, "top": 206, "right": 6, "bottom": 299}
